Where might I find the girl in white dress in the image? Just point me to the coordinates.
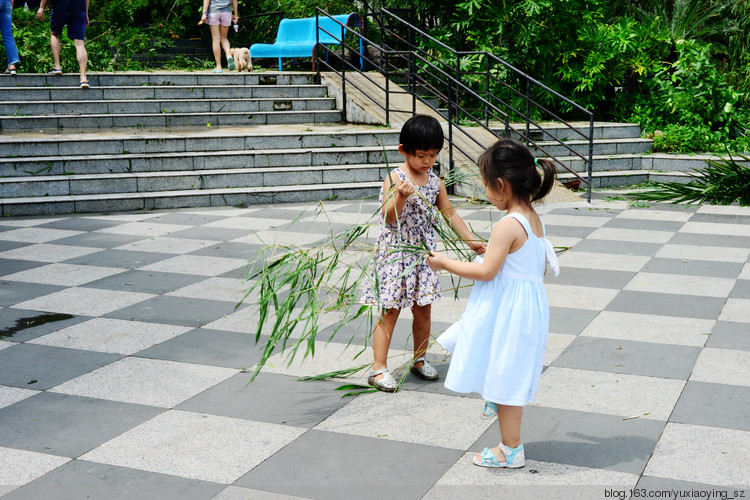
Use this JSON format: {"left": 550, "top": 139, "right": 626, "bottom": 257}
{"left": 427, "top": 138, "right": 559, "bottom": 468}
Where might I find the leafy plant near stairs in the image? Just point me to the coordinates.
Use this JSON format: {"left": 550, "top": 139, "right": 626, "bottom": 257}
{"left": 627, "top": 154, "right": 750, "bottom": 206}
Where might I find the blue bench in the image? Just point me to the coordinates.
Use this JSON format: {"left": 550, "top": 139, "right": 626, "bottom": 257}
{"left": 250, "top": 13, "right": 363, "bottom": 71}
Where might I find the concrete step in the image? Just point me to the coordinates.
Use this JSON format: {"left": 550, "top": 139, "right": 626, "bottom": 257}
{"left": 0, "top": 146, "right": 402, "bottom": 177}
{"left": 0, "top": 109, "right": 343, "bottom": 131}
{"left": 559, "top": 170, "right": 694, "bottom": 189}
{"left": 0, "top": 84, "right": 329, "bottom": 102}
{"left": 0, "top": 182, "right": 382, "bottom": 217}
{"left": 531, "top": 137, "right": 652, "bottom": 158}
{"left": 0, "top": 97, "right": 336, "bottom": 116}
{"left": 492, "top": 121, "right": 642, "bottom": 141}
{"left": 0, "top": 71, "right": 317, "bottom": 88}
{"left": 0, "top": 125, "right": 401, "bottom": 158}
{"left": 0, "top": 163, "right": 391, "bottom": 198}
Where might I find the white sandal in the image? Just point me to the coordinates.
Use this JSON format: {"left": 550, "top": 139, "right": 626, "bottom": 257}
{"left": 367, "top": 367, "right": 398, "bottom": 392}
{"left": 410, "top": 357, "right": 439, "bottom": 381}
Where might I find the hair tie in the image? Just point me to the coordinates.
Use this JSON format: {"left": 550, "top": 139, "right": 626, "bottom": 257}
{"left": 534, "top": 158, "right": 539, "bottom": 165}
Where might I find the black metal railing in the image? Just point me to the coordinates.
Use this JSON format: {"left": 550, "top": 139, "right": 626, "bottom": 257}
{"left": 314, "top": 8, "right": 594, "bottom": 201}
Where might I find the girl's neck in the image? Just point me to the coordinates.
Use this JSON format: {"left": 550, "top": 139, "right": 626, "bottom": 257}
{"left": 505, "top": 197, "right": 533, "bottom": 216}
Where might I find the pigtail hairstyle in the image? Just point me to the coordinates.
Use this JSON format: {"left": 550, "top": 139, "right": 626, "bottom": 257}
{"left": 478, "top": 139, "right": 557, "bottom": 204}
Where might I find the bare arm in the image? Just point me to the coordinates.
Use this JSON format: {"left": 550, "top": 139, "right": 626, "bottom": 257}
{"left": 380, "top": 172, "right": 414, "bottom": 225}
{"left": 427, "top": 217, "right": 521, "bottom": 281}
{"left": 434, "top": 180, "right": 486, "bottom": 254}
{"left": 232, "top": 0, "right": 238, "bottom": 21}
{"left": 37, "top": 0, "right": 47, "bottom": 20}
{"left": 201, "top": 0, "right": 210, "bottom": 22}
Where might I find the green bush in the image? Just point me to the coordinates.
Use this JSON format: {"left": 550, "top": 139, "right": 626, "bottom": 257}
{"left": 651, "top": 124, "right": 721, "bottom": 153}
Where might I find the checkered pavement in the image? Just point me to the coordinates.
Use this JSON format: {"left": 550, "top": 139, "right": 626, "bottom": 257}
{"left": 0, "top": 199, "right": 748, "bottom": 500}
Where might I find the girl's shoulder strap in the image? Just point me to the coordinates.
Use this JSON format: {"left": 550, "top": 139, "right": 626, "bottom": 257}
{"left": 502, "top": 212, "right": 533, "bottom": 237}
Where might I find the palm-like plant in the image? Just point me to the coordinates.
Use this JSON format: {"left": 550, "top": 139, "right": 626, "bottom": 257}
{"left": 628, "top": 154, "right": 750, "bottom": 206}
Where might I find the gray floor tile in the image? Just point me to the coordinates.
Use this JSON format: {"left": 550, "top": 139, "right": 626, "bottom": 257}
{"left": 706, "top": 321, "right": 750, "bottom": 351}
{"left": 0, "top": 343, "right": 120, "bottom": 389}
{"left": 177, "top": 372, "right": 352, "bottom": 428}
{"left": 0, "top": 282, "right": 65, "bottom": 307}
{"left": 188, "top": 241, "right": 263, "bottom": 260}
{"left": 730, "top": 279, "right": 750, "bottom": 299}
{"left": 548, "top": 207, "right": 620, "bottom": 218}
{"left": 0, "top": 391, "right": 162, "bottom": 457}
{"left": 670, "top": 381, "right": 750, "bottom": 432}
{"left": 602, "top": 218, "right": 685, "bottom": 232}
{"left": 0, "top": 240, "right": 30, "bottom": 253}
{"left": 669, "top": 232, "right": 750, "bottom": 249}
{"left": 51, "top": 232, "right": 145, "bottom": 249}
{"left": 688, "top": 212, "right": 750, "bottom": 225}
{"left": 642, "top": 257, "right": 743, "bottom": 279}
{"left": 148, "top": 212, "right": 227, "bottom": 226}
{"left": 569, "top": 238, "right": 663, "bottom": 256}
{"left": 512, "top": 406, "right": 666, "bottom": 475}
{"left": 0, "top": 308, "right": 87, "bottom": 342}
{"left": 165, "top": 226, "right": 254, "bottom": 242}
{"left": 549, "top": 307, "right": 600, "bottom": 335}
{"left": 439, "top": 274, "right": 474, "bottom": 299}
{"left": 544, "top": 225, "right": 598, "bottom": 238}
{"left": 36, "top": 218, "right": 128, "bottom": 232}
{"left": 605, "top": 290, "right": 727, "bottom": 319}
{"left": 549, "top": 267, "right": 636, "bottom": 288}
{"left": 105, "top": 295, "right": 245, "bottom": 327}
{"left": 1, "top": 460, "right": 224, "bottom": 500}
{"left": 235, "top": 429, "right": 463, "bottom": 500}
{"left": 0, "top": 258, "right": 43, "bottom": 276}
{"left": 65, "top": 249, "right": 172, "bottom": 269}
{"left": 136, "top": 328, "right": 266, "bottom": 369}
{"left": 237, "top": 207, "right": 317, "bottom": 221}
{"left": 84, "top": 270, "right": 206, "bottom": 295}
{"left": 551, "top": 337, "right": 700, "bottom": 379}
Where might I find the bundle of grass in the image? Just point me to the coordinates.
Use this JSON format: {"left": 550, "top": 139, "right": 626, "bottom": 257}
{"left": 240, "top": 183, "right": 486, "bottom": 388}
{"left": 629, "top": 154, "right": 750, "bottom": 206}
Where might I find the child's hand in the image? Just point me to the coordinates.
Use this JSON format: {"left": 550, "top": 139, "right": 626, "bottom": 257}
{"left": 468, "top": 240, "right": 487, "bottom": 254}
{"left": 395, "top": 178, "right": 416, "bottom": 197}
{"left": 426, "top": 251, "right": 447, "bottom": 271}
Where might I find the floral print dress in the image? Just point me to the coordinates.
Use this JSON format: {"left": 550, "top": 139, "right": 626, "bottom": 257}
{"left": 361, "top": 168, "right": 442, "bottom": 309}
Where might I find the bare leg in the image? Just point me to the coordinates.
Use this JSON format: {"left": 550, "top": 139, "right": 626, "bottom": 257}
{"left": 73, "top": 38, "right": 87, "bottom": 83}
{"left": 475, "top": 404, "right": 523, "bottom": 464}
{"left": 411, "top": 303, "right": 431, "bottom": 368}
{"left": 209, "top": 24, "right": 222, "bottom": 70}
{"left": 219, "top": 25, "right": 231, "bottom": 61}
{"left": 372, "top": 307, "right": 400, "bottom": 382}
{"left": 50, "top": 33, "right": 61, "bottom": 70}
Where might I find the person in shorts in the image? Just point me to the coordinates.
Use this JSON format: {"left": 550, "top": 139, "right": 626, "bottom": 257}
{"left": 37, "top": 0, "right": 89, "bottom": 87}
{"left": 200, "top": 0, "right": 238, "bottom": 73}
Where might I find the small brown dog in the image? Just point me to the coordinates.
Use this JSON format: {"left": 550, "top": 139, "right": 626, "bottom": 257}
{"left": 229, "top": 47, "right": 252, "bottom": 72}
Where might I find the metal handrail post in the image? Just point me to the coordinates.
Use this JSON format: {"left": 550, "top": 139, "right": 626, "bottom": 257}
{"left": 587, "top": 115, "right": 594, "bottom": 203}
{"left": 315, "top": 11, "right": 320, "bottom": 77}
{"left": 525, "top": 77, "right": 530, "bottom": 146}
{"left": 485, "top": 56, "right": 490, "bottom": 127}
{"left": 385, "top": 50, "right": 390, "bottom": 124}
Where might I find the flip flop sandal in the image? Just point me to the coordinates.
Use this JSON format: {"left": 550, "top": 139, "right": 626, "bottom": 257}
{"left": 4, "top": 67, "right": 16, "bottom": 75}
{"left": 367, "top": 367, "right": 398, "bottom": 392}
{"left": 409, "top": 357, "right": 438, "bottom": 381}
{"left": 472, "top": 443, "right": 525, "bottom": 468}
{"left": 80, "top": 81, "right": 90, "bottom": 89}
{"left": 480, "top": 401, "right": 498, "bottom": 419}
{"left": 49, "top": 68, "right": 62, "bottom": 75}
{"left": 212, "top": 69, "right": 223, "bottom": 73}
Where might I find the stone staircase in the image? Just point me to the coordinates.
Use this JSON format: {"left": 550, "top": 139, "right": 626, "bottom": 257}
{"left": 0, "top": 72, "right": 401, "bottom": 216}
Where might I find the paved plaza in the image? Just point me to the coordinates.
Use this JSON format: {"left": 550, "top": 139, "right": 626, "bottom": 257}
{"left": 0, "top": 196, "right": 749, "bottom": 499}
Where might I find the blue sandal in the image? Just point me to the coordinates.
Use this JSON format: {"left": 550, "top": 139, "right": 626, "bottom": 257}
{"left": 472, "top": 443, "right": 525, "bottom": 468}
{"left": 480, "top": 401, "right": 498, "bottom": 419}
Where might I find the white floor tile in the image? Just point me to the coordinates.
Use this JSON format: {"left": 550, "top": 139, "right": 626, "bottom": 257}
{"left": 0, "top": 227, "right": 83, "bottom": 243}
{"left": 580, "top": 311, "right": 713, "bottom": 347}
{"left": 586, "top": 227, "right": 674, "bottom": 244}
{"left": 624, "top": 272, "right": 735, "bottom": 298}
{"left": 545, "top": 284, "right": 620, "bottom": 310}
{"left": 138, "top": 255, "right": 247, "bottom": 276}
{"left": 718, "top": 298, "right": 750, "bottom": 323}
{"left": 0, "top": 447, "right": 70, "bottom": 487}
{"left": 13, "top": 287, "right": 154, "bottom": 316}
{"left": 80, "top": 410, "right": 305, "bottom": 484}
{"left": 690, "top": 348, "right": 750, "bottom": 387}
{"left": 644, "top": 423, "right": 750, "bottom": 486}
{"left": 50, "top": 357, "right": 237, "bottom": 407}
{"left": 114, "top": 237, "right": 220, "bottom": 254}
{"left": 2, "top": 263, "right": 124, "bottom": 286}
{"left": 532, "top": 367, "right": 684, "bottom": 421}
{"left": 557, "top": 251, "right": 649, "bottom": 272}
{"left": 96, "top": 222, "right": 192, "bottom": 237}
{"left": 0, "top": 385, "right": 38, "bottom": 410}
{"left": 655, "top": 244, "right": 750, "bottom": 263}
{"left": 0, "top": 244, "right": 102, "bottom": 263}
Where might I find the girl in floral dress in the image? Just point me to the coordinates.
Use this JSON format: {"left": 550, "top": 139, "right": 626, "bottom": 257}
{"left": 361, "top": 114, "right": 485, "bottom": 392}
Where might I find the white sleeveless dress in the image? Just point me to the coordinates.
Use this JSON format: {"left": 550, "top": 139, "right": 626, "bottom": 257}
{"left": 437, "top": 213, "right": 557, "bottom": 406}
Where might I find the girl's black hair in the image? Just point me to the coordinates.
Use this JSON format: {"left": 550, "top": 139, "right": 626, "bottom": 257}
{"left": 478, "top": 139, "right": 556, "bottom": 203}
{"left": 399, "top": 114, "right": 444, "bottom": 155}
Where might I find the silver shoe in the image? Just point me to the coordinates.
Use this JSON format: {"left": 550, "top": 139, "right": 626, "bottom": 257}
{"left": 409, "top": 357, "right": 439, "bottom": 381}
{"left": 367, "top": 367, "right": 398, "bottom": 392}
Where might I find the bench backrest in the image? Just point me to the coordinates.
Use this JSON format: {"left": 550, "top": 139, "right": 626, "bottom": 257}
{"left": 275, "top": 14, "right": 358, "bottom": 46}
